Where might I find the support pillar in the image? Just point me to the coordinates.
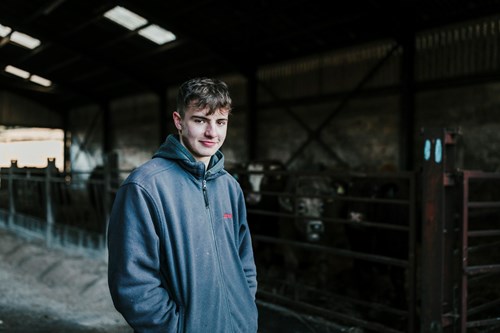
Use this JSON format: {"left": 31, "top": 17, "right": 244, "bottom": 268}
{"left": 420, "top": 127, "right": 462, "bottom": 332}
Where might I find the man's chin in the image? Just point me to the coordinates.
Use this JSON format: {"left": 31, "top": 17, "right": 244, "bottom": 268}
{"left": 193, "top": 148, "right": 218, "bottom": 160}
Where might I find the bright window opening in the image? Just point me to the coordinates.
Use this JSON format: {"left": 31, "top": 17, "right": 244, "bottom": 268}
{"left": 0, "top": 127, "right": 64, "bottom": 171}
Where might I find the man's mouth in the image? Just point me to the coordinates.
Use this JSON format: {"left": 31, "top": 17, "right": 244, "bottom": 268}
{"left": 200, "top": 140, "right": 217, "bottom": 147}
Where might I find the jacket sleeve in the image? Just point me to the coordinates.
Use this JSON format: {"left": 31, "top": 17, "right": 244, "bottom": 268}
{"left": 237, "top": 190, "right": 258, "bottom": 299}
{"left": 107, "top": 183, "right": 181, "bottom": 333}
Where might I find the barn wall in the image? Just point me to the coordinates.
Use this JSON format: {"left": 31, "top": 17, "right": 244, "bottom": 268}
{"left": 69, "top": 104, "right": 104, "bottom": 172}
{"left": 109, "top": 93, "right": 160, "bottom": 171}
{"left": 256, "top": 41, "right": 400, "bottom": 171}
{"left": 250, "top": 15, "right": 500, "bottom": 172}
{"left": 67, "top": 74, "right": 250, "bottom": 173}
{"left": 3, "top": 16, "right": 500, "bottom": 174}
{"left": 0, "top": 91, "right": 62, "bottom": 128}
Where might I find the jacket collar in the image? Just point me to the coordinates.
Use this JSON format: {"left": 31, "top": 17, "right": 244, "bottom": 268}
{"left": 153, "top": 134, "right": 225, "bottom": 180}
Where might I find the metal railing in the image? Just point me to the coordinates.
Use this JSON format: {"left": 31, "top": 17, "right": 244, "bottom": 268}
{"left": 232, "top": 166, "right": 418, "bottom": 333}
{"left": 459, "top": 171, "right": 500, "bottom": 333}
{"left": 0, "top": 159, "right": 128, "bottom": 259}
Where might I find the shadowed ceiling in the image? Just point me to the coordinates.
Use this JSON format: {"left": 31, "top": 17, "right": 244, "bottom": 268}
{"left": 1, "top": 0, "right": 500, "bottom": 112}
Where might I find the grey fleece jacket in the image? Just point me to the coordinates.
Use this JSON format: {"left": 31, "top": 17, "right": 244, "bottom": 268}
{"left": 108, "top": 134, "right": 258, "bottom": 333}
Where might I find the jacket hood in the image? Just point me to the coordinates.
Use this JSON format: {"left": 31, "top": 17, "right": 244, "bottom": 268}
{"left": 153, "top": 134, "right": 225, "bottom": 179}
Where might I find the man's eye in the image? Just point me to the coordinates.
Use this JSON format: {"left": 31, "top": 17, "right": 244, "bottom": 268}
{"left": 218, "top": 121, "right": 227, "bottom": 126}
{"left": 194, "top": 119, "right": 205, "bottom": 123}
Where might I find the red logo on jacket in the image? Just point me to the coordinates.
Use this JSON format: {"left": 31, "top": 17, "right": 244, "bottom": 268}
{"left": 223, "top": 213, "right": 232, "bottom": 219}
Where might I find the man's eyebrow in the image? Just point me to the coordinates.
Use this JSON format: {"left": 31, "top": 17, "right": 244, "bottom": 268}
{"left": 191, "top": 115, "right": 228, "bottom": 121}
{"left": 191, "top": 115, "right": 209, "bottom": 120}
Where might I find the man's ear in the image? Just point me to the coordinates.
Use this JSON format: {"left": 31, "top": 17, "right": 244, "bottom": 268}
{"left": 173, "top": 112, "right": 183, "bottom": 131}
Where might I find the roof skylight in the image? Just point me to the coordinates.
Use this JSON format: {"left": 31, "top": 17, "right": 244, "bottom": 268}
{"left": 5, "top": 65, "right": 30, "bottom": 79}
{"left": 138, "top": 24, "right": 176, "bottom": 45}
{"left": 0, "top": 24, "right": 11, "bottom": 37}
{"left": 103, "top": 6, "right": 176, "bottom": 45}
{"left": 104, "top": 6, "right": 148, "bottom": 30}
{"left": 0, "top": 23, "right": 40, "bottom": 49}
{"left": 4, "top": 65, "right": 52, "bottom": 87}
{"left": 30, "top": 75, "right": 52, "bottom": 87}
{"left": 10, "top": 31, "right": 41, "bottom": 49}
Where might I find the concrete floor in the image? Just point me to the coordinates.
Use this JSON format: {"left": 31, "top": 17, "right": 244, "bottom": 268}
{"left": 0, "top": 228, "right": 356, "bottom": 333}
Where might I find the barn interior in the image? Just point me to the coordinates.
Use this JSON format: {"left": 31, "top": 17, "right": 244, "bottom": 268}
{"left": 1, "top": 1, "right": 500, "bottom": 332}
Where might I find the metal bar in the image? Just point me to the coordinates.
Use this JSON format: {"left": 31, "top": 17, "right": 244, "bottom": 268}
{"left": 247, "top": 208, "right": 410, "bottom": 232}
{"left": 468, "top": 240, "right": 500, "bottom": 253}
{"left": 462, "top": 170, "right": 500, "bottom": 180}
{"left": 259, "top": 276, "right": 409, "bottom": 318}
{"left": 468, "top": 298, "right": 500, "bottom": 316}
{"left": 7, "top": 161, "right": 16, "bottom": 227}
{"left": 468, "top": 229, "right": 500, "bottom": 237}
{"left": 465, "top": 264, "right": 500, "bottom": 275}
{"left": 460, "top": 171, "right": 469, "bottom": 333}
{"left": 45, "top": 159, "right": 55, "bottom": 247}
{"left": 406, "top": 171, "right": 417, "bottom": 333}
{"left": 466, "top": 318, "right": 500, "bottom": 328}
{"left": 245, "top": 188, "right": 411, "bottom": 206}
{"left": 468, "top": 201, "right": 500, "bottom": 209}
{"left": 257, "top": 290, "right": 405, "bottom": 333}
{"left": 253, "top": 235, "right": 409, "bottom": 268}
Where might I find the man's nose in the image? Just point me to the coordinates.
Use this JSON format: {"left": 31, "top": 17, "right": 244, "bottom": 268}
{"left": 205, "top": 122, "right": 215, "bottom": 136}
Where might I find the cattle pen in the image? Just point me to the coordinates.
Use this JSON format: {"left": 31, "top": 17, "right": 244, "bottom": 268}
{"left": 0, "top": 128, "right": 499, "bottom": 333}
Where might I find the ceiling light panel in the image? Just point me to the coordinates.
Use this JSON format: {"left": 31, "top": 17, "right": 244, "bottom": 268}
{"left": 10, "top": 31, "right": 41, "bottom": 49}
{"left": 0, "top": 23, "right": 12, "bottom": 37}
{"left": 4, "top": 65, "right": 30, "bottom": 79}
{"left": 30, "top": 75, "right": 52, "bottom": 87}
{"left": 138, "top": 24, "right": 176, "bottom": 45}
{"left": 104, "top": 6, "right": 148, "bottom": 30}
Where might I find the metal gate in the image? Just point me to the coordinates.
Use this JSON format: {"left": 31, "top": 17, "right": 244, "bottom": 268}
{"left": 421, "top": 128, "right": 500, "bottom": 332}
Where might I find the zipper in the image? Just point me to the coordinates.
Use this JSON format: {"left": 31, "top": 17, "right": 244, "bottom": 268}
{"left": 202, "top": 179, "right": 209, "bottom": 207}
{"left": 203, "top": 176, "right": 234, "bottom": 331}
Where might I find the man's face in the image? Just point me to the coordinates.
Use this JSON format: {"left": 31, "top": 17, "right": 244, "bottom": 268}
{"left": 173, "top": 105, "right": 229, "bottom": 166}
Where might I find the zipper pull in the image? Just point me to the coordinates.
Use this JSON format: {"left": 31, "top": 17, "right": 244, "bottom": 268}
{"left": 202, "top": 180, "right": 209, "bottom": 207}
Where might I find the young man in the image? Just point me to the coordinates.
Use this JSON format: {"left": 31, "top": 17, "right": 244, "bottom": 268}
{"left": 107, "top": 77, "right": 258, "bottom": 333}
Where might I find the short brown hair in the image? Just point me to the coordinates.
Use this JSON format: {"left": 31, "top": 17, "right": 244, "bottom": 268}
{"left": 176, "top": 77, "right": 232, "bottom": 116}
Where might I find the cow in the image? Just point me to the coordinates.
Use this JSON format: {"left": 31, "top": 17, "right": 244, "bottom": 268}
{"left": 235, "top": 160, "right": 288, "bottom": 274}
{"left": 241, "top": 160, "right": 287, "bottom": 207}
{"left": 277, "top": 174, "right": 348, "bottom": 287}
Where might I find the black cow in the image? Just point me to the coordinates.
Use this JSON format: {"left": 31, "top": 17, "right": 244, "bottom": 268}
{"left": 277, "top": 175, "right": 347, "bottom": 286}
